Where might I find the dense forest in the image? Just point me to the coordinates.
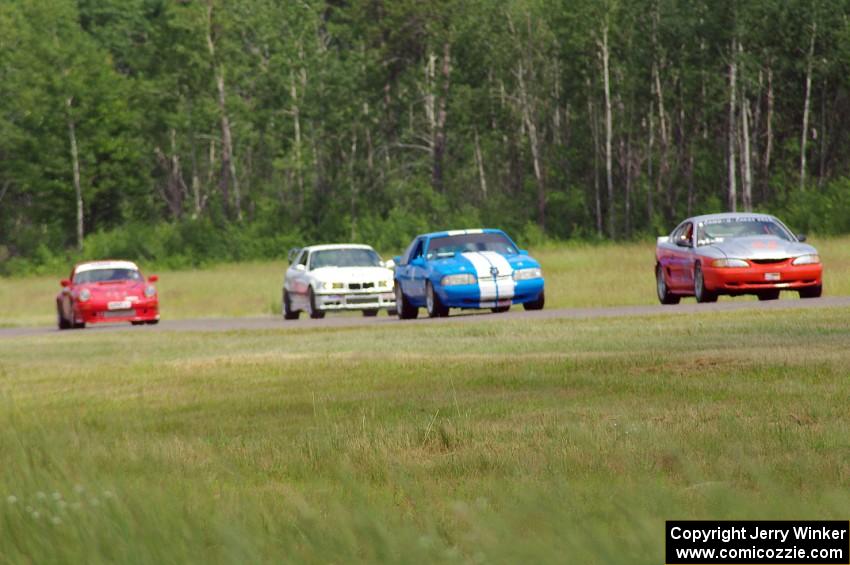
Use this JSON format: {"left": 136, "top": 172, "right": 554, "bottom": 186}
{"left": 2, "top": 0, "right": 850, "bottom": 273}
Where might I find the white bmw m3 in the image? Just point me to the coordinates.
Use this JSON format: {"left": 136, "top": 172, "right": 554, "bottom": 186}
{"left": 282, "top": 244, "right": 397, "bottom": 319}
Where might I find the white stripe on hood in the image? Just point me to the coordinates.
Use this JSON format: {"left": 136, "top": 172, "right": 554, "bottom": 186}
{"left": 461, "top": 251, "right": 516, "bottom": 301}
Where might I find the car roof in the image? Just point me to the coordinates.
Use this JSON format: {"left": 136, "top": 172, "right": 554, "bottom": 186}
{"left": 303, "top": 244, "right": 376, "bottom": 252}
{"left": 417, "top": 228, "right": 506, "bottom": 239}
{"left": 685, "top": 212, "right": 778, "bottom": 224}
{"left": 74, "top": 260, "right": 139, "bottom": 273}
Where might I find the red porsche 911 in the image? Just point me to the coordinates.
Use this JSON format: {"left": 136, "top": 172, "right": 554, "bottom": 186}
{"left": 56, "top": 260, "right": 160, "bottom": 329}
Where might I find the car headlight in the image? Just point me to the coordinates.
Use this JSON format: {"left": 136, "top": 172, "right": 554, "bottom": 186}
{"left": 513, "top": 267, "right": 542, "bottom": 280}
{"left": 442, "top": 273, "right": 476, "bottom": 286}
{"left": 78, "top": 289, "right": 91, "bottom": 302}
{"left": 378, "top": 280, "right": 390, "bottom": 288}
{"left": 711, "top": 259, "right": 749, "bottom": 268}
{"left": 792, "top": 254, "right": 820, "bottom": 265}
{"left": 144, "top": 285, "right": 157, "bottom": 297}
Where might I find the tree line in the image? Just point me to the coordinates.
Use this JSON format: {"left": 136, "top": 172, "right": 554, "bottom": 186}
{"left": 2, "top": 0, "right": 850, "bottom": 271}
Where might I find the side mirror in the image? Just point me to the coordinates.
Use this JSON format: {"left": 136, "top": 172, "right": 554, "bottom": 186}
{"left": 797, "top": 234, "right": 807, "bottom": 242}
{"left": 295, "top": 264, "right": 306, "bottom": 272}
{"left": 675, "top": 238, "right": 692, "bottom": 248}
{"left": 383, "top": 259, "right": 395, "bottom": 269}
{"left": 518, "top": 249, "right": 529, "bottom": 256}
{"left": 148, "top": 275, "right": 159, "bottom": 283}
{"left": 60, "top": 279, "right": 71, "bottom": 287}
{"left": 411, "top": 257, "right": 426, "bottom": 267}
{"left": 393, "top": 255, "right": 402, "bottom": 266}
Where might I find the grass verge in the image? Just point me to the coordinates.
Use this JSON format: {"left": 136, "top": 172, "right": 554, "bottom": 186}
{"left": 1, "top": 307, "right": 848, "bottom": 562}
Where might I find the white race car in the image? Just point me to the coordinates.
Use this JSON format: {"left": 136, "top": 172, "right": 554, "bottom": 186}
{"left": 282, "top": 244, "right": 396, "bottom": 319}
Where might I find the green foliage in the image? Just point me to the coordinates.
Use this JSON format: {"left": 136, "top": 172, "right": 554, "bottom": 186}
{"left": 2, "top": 0, "right": 850, "bottom": 268}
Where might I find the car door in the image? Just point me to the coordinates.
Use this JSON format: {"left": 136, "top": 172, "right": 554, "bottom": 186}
{"left": 396, "top": 238, "right": 426, "bottom": 303}
{"left": 286, "top": 250, "right": 310, "bottom": 306}
{"left": 668, "top": 222, "right": 695, "bottom": 289}
{"left": 61, "top": 268, "right": 76, "bottom": 321}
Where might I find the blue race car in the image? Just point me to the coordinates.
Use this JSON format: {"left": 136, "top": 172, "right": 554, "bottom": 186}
{"left": 392, "top": 229, "right": 545, "bottom": 319}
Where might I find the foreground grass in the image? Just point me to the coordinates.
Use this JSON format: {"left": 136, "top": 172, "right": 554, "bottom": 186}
{"left": 1, "top": 308, "right": 849, "bottom": 563}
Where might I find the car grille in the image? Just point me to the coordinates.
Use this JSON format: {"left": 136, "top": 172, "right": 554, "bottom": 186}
{"left": 750, "top": 258, "right": 789, "bottom": 264}
{"left": 347, "top": 295, "right": 380, "bottom": 304}
{"left": 348, "top": 282, "right": 375, "bottom": 290}
{"left": 103, "top": 309, "right": 135, "bottom": 318}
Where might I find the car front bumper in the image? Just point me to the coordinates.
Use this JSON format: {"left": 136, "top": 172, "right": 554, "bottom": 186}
{"left": 703, "top": 262, "right": 822, "bottom": 292}
{"left": 438, "top": 278, "right": 544, "bottom": 308}
{"left": 314, "top": 291, "right": 396, "bottom": 311}
{"left": 76, "top": 300, "right": 160, "bottom": 324}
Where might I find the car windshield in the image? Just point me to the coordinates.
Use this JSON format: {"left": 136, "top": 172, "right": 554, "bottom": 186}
{"left": 697, "top": 218, "right": 794, "bottom": 246}
{"left": 426, "top": 233, "right": 517, "bottom": 259}
{"left": 310, "top": 248, "right": 381, "bottom": 269}
{"left": 74, "top": 268, "right": 142, "bottom": 284}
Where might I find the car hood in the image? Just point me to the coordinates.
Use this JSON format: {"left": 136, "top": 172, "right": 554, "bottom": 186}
{"left": 75, "top": 280, "right": 148, "bottom": 299}
{"left": 706, "top": 236, "right": 817, "bottom": 260}
{"left": 310, "top": 266, "right": 393, "bottom": 283}
{"left": 430, "top": 252, "right": 540, "bottom": 276}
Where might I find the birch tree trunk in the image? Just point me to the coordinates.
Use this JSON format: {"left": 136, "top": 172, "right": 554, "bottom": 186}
{"left": 66, "top": 97, "right": 83, "bottom": 251}
{"left": 290, "top": 71, "right": 304, "bottom": 210}
{"left": 206, "top": 0, "right": 241, "bottom": 221}
{"left": 762, "top": 66, "right": 774, "bottom": 200}
{"left": 587, "top": 79, "right": 602, "bottom": 237}
{"left": 474, "top": 129, "right": 488, "bottom": 198}
{"left": 727, "top": 37, "right": 737, "bottom": 212}
{"left": 800, "top": 22, "right": 816, "bottom": 192}
{"left": 599, "top": 23, "right": 615, "bottom": 238}
{"left": 739, "top": 45, "right": 752, "bottom": 211}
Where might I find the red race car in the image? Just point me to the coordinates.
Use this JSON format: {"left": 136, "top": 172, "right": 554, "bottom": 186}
{"left": 56, "top": 260, "right": 160, "bottom": 329}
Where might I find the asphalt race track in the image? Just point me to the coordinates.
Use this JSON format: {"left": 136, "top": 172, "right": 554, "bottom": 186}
{"left": 2, "top": 295, "right": 850, "bottom": 340}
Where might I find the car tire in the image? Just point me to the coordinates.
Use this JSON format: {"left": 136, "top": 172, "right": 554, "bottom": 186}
{"left": 57, "top": 305, "right": 71, "bottom": 330}
{"left": 693, "top": 263, "right": 718, "bottom": 303}
{"left": 72, "top": 321, "right": 86, "bottom": 329}
{"left": 362, "top": 309, "right": 379, "bottom": 317}
{"left": 395, "top": 282, "right": 418, "bottom": 319}
{"left": 146, "top": 320, "right": 159, "bottom": 325}
{"left": 282, "top": 289, "right": 300, "bottom": 320}
{"left": 387, "top": 308, "right": 398, "bottom": 316}
{"left": 758, "top": 290, "right": 780, "bottom": 301}
{"left": 523, "top": 290, "right": 545, "bottom": 311}
{"left": 656, "top": 264, "right": 681, "bottom": 305}
{"left": 425, "top": 281, "right": 449, "bottom": 318}
{"left": 307, "top": 287, "right": 325, "bottom": 319}
{"left": 132, "top": 321, "right": 145, "bottom": 326}
{"left": 491, "top": 306, "right": 510, "bottom": 313}
{"left": 799, "top": 285, "right": 822, "bottom": 299}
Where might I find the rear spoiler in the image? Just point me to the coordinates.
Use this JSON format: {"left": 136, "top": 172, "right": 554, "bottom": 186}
{"left": 287, "top": 247, "right": 302, "bottom": 263}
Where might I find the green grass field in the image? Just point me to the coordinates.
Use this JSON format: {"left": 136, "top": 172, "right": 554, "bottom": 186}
{"left": 1, "top": 308, "right": 849, "bottom": 563}
{"left": 2, "top": 236, "right": 850, "bottom": 327}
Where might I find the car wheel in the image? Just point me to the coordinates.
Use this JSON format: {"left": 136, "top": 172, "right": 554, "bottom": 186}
{"left": 799, "top": 285, "right": 822, "bottom": 299}
{"left": 146, "top": 320, "right": 159, "bottom": 325}
{"left": 307, "top": 287, "right": 325, "bottom": 319}
{"left": 523, "top": 290, "right": 545, "bottom": 311}
{"left": 394, "top": 283, "right": 418, "bottom": 319}
{"left": 425, "top": 281, "right": 449, "bottom": 318}
{"left": 758, "top": 290, "right": 780, "bottom": 301}
{"left": 57, "top": 305, "right": 71, "bottom": 330}
{"left": 282, "top": 289, "right": 300, "bottom": 320}
{"left": 362, "top": 309, "right": 379, "bottom": 317}
{"left": 72, "top": 321, "right": 86, "bottom": 329}
{"left": 656, "top": 264, "right": 681, "bottom": 305}
{"left": 131, "top": 321, "right": 145, "bottom": 326}
{"left": 693, "top": 264, "right": 718, "bottom": 303}
{"left": 491, "top": 306, "right": 510, "bottom": 313}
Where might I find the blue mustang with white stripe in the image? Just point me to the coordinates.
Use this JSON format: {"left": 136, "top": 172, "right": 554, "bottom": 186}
{"left": 392, "top": 229, "right": 545, "bottom": 318}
